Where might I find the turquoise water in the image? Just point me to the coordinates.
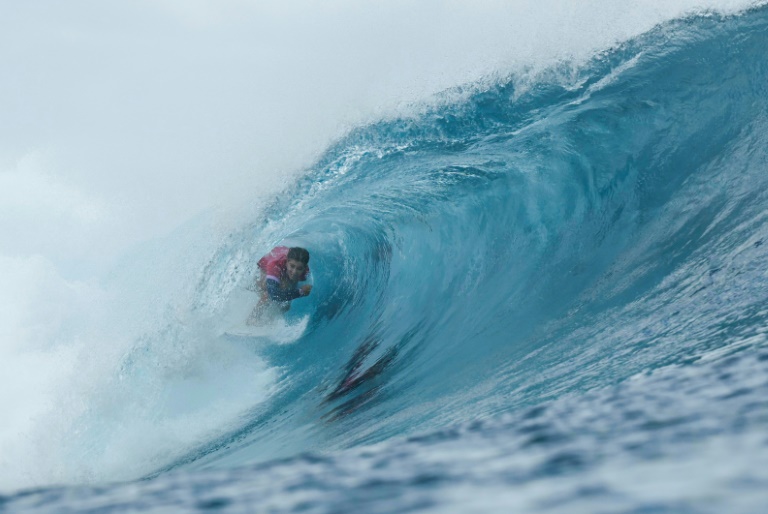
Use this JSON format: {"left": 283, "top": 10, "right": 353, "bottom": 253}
{"left": 4, "top": 6, "right": 768, "bottom": 513}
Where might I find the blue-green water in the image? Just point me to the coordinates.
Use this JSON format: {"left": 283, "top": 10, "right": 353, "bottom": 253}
{"left": 4, "top": 7, "right": 768, "bottom": 513}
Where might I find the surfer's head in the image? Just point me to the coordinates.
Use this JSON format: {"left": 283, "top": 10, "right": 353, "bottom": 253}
{"left": 286, "top": 247, "right": 310, "bottom": 282}
{"left": 287, "top": 247, "right": 309, "bottom": 265}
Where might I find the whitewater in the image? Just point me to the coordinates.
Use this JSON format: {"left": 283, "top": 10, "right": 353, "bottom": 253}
{"left": 2, "top": 1, "right": 768, "bottom": 513}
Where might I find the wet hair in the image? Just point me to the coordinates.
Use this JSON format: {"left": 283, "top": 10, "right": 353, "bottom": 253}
{"left": 287, "top": 247, "right": 310, "bottom": 265}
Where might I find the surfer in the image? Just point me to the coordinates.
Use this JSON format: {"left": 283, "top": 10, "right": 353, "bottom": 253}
{"left": 249, "top": 246, "right": 312, "bottom": 322}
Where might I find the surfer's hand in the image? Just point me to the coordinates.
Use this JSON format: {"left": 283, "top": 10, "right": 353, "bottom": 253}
{"left": 300, "top": 285, "right": 313, "bottom": 296}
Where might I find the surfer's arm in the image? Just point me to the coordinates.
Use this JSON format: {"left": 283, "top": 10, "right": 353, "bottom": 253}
{"left": 265, "top": 278, "right": 307, "bottom": 302}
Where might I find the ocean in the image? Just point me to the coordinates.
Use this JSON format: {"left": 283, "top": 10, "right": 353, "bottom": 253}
{"left": 2, "top": 4, "right": 768, "bottom": 513}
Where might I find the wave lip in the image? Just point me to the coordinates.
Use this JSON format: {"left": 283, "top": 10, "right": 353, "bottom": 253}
{"left": 173, "top": 3, "right": 768, "bottom": 481}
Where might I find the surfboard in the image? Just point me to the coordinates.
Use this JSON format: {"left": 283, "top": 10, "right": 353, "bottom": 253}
{"left": 224, "top": 325, "right": 278, "bottom": 338}
{"left": 223, "top": 315, "right": 309, "bottom": 345}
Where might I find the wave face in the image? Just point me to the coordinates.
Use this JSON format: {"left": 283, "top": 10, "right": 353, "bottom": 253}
{"left": 5, "top": 6, "right": 768, "bottom": 512}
